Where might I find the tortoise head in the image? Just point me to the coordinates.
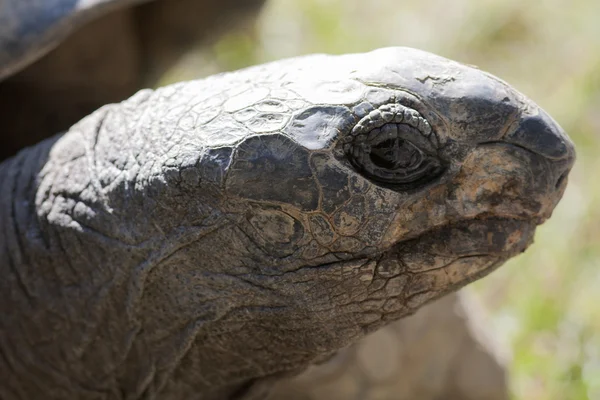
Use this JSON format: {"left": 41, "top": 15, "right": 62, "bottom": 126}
{"left": 26, "top": 47, "right": 575, "bottom": 393}
{"left": 216, "top": 47, "right": 574, "bottom": 328}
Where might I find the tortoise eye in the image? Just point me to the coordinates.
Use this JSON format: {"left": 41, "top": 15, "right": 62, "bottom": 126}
{"left": 369, "top": 137, "right": 423, "bottom": 170}
{"left": 343, "top": 103, "right": 445, "bottom": 189}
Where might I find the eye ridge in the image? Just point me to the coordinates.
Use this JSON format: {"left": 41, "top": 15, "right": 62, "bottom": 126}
{"left": 349, "top": 102, "right": 434, "bottom": 138}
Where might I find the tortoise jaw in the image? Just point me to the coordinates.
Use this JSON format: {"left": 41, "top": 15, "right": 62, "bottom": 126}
{"left": 370, "top": 217, "right": 536, "bottom": 309}
{"left": 387, "top": 217, "right": 536, "bottom": 272}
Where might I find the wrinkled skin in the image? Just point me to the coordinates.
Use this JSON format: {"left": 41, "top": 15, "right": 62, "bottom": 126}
{"left": 0, "top": 47, "right": 574, "bottom": 399}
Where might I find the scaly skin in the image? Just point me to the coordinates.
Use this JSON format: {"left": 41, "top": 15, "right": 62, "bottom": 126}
{"left": 0, "top": 47, "right": 574, "bottom": 399}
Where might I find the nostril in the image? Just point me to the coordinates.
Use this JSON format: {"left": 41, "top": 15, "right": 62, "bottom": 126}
{"left": 506, "top": 111, "right": 572, "bottom": 161}
{"left": 555, "top": 170, "right": 568, "bottom": 190}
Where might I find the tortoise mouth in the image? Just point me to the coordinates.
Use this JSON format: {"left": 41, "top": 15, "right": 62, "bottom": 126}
{"left": 389, "top": 216, "right": 536, "bottom": 263}
{"left": 372, "top": 217, "right": 536, "bottom": 307}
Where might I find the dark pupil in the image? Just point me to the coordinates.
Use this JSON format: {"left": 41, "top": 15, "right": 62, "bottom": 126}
{"left": 369, "top": 138, "right": 421, "bottom": 170}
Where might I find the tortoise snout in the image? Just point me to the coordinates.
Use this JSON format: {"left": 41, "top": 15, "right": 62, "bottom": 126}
{"left": 506, "top": 109, "right": 575, "bottom": 194}
{"left": 447, "top": 106, "right": 575, "bottom": 223}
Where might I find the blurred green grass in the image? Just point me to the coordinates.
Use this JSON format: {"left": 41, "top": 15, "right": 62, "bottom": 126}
{"left": 162, "top": 1, "right": 600, "bottom": 398}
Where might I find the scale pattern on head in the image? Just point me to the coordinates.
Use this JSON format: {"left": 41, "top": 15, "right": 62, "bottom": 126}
{"left": 26, "top": 47, "right": 574, "bottom": 398}
{"left": 106, "top": 47, "right": 574, "bottom": 285}
{"left": 213, "top": 47, "right": 570, "bottom": 308}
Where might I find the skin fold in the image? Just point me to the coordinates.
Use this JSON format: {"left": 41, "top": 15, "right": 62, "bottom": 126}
{"left": 0, "top": 47, "right": 574, "bottom": 399}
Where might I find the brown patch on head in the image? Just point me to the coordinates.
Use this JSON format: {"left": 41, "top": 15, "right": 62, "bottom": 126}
{"left": 447, "top": 144, "right": 559, "bottom": 221}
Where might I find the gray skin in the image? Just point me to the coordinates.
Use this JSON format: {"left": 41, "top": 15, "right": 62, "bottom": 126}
{"left": 0, "top": 47, "right": 574, "bottom": 399}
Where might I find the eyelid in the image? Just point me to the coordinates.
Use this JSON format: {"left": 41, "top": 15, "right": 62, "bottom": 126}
{"left": 339, "top": 101, "right": 446, "bottom": 189}
{"left": 351, "top": 102, "right": 433, "bottom": 139}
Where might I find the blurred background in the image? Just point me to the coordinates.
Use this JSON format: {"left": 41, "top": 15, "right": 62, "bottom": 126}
{"left": 159, "top": 1, "right": 600, "bottom": 399}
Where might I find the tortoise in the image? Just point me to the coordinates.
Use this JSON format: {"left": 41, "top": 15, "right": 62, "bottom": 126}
{"left": 0, "top": 1, "right": 575, "bottom": 400}
{"left": 2, "top": 2, "right": 500, "bottom": 398}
